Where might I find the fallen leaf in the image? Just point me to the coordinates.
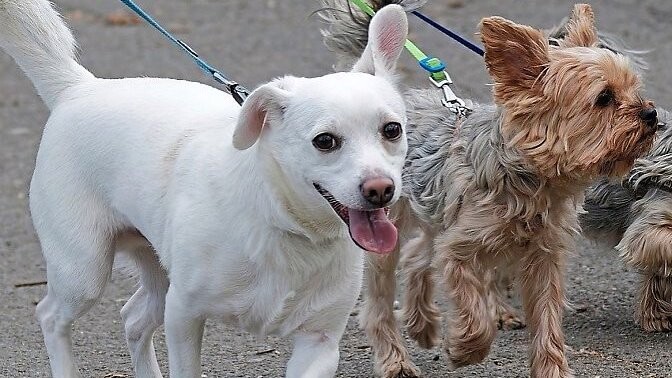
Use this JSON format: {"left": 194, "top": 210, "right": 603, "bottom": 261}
{"left": 104, "top": 10, "right": 141, "bottom": 26}
{"left": 64, "top": 9, "right": 98, "bottom": 23}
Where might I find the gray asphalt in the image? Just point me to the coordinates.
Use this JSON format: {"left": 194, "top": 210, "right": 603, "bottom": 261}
{"left": 1, "top": 0, "right": 671, "bottom": 377}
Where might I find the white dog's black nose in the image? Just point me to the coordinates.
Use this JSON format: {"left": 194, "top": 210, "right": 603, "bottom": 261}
{"left": 362, "top": 177, "right": 395, "bottom": 207}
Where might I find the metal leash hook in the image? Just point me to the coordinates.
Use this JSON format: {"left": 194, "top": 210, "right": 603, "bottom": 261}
{"left": 420, "top": 57, "right": 470, "bottom": 115}
{"left": 212, "top": 72, "right": 248, "bottom": 105}
{"left": 429, "top": 72, "right": 464, "bottom": 107}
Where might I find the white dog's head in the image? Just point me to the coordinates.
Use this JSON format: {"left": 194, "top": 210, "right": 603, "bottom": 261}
{"left": 231, "top": 5, "right": 408, "bottom": 254}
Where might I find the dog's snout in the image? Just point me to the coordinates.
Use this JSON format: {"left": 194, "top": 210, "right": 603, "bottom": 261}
{"left": 361, "top": 177, "right": 395, "bottom": 207}
{"left": 639, "top": 107, "right": 658, "bottom": 129}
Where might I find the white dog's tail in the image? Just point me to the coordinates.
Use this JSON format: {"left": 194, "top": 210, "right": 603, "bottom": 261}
{"left": 0, "top": 0, "right": 94, "bottom": 109}
{"left": 318, "top": 0, "right": 425, "bottom": 70}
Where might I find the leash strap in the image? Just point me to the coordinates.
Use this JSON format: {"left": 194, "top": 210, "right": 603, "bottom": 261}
{"left": 119, "top": 0, "right": 249, "bottom": 105}
{"left": 411, "top": 11, "right": 484, "bottom": 57}
{"left": 349, "top": 0, "right": 469, "bottom": 114}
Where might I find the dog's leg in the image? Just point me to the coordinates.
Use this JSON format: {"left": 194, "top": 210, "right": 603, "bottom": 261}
{"left": 164, "top": 286, "right": 206, "bottom": 377}
{"left": 361, "top": 247, "right": 421, "bottom": 378}
{"left": 440, "top": 252, "right": 497, "bottom": 368}
{"left": 286, "top": 329, "right": 340, "bottom": 378}
{"left": 493, "top": 293, "right": 526, "bottom": 331}
{"left": 617, "top": 199, "right": 672, "bottom": 332}
{"left": 36, "top": 288, "right": 84, "bottom": 378}
{"left": 488, "top": 269, "right": 525, "bottom": 331}
{"left": 400, "top": 233, "right": 441, "bottom": 349}
{"left": 121, "top": 247, "right": 169, "bottom": 378}
{"left": 35, "top": 234, "right": 114, "bottom": 377}
{"left": 637, "top": 273, "right": 672, "bottom": 332}
{"left": 287, "top": 281, "right": 360, "bottom": 378}
{"left": 519, "top": 250, "right": 573, "bottom": 378}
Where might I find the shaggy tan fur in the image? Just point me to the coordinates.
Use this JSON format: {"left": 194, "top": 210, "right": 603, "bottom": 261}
{"left": 321, "top": 3, "right": 659, "bottom": 377}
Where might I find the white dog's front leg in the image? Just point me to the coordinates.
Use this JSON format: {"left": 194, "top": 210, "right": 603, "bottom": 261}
{"left": 164, "top": 287, "right": 206, "bottom": 377}
{"left": 286, "top": 329, "right": 340, "bottom": 378}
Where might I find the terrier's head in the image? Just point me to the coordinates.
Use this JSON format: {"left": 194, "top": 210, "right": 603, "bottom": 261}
{"left": 480, "top": 4, "right": 658, "bottom": 180}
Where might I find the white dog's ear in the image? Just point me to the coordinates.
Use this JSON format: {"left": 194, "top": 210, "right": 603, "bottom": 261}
{"left": 232, "top": 82, "right": 291, "bottom": 150}
{"left": 352, "top": 5, "right": 408, "bottom": 77}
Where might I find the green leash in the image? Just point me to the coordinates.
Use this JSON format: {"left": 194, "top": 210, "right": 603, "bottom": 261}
{"left": 350, "top": 0, "right": 468, "bottom": 112}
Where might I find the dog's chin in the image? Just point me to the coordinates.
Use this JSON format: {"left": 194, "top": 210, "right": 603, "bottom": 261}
{"left": 313, "top": 183, "right": 397, "bottom": 254}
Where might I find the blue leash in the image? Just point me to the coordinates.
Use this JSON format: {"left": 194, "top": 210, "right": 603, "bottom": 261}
{"left": 411, "top": 11, "right": 485, "bottom": 57}
{"left": 118, "top": 0, "right": 249, "bottom": 105}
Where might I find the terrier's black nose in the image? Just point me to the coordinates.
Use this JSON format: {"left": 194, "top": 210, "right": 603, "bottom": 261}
{"left": 361, "top": 177, "right": 395, "bottom": 207}
{"left": 639, "top": 107, "right": 658, "bottom": 128}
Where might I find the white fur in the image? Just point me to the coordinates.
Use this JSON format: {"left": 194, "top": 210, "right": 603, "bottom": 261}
{"left": 0, "top": 1, "right": 409, "bottom": 376}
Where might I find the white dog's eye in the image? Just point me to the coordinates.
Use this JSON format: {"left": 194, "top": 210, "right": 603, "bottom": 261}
{"left": 382, "top": 122, "right": 402, "bottom": 141}
{"left": 312, "top": 133, "right": 341, "bottom": 152}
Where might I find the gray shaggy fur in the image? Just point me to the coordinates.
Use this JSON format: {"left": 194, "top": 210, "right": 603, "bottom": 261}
{"left": 627, "top": 112, "right": 672, "bottom": 194}
{"left": 401, "top": 91, "right": 543, "bottom": 227}
{"left": 579, "top": 178, "right": 637, "bottom": 241}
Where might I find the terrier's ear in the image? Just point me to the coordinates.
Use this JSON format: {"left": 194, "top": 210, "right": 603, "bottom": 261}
{"left": 232, "top": 81, "right": 291, "bottom": 150}
{"left": 352, "top": 4, "right": 408, "bottom": 77}
{"left": 561, "top": 4, "right": 598, "bottom": 47}
{"left": 480, "top": 16, "right": 549, "bottom": 103}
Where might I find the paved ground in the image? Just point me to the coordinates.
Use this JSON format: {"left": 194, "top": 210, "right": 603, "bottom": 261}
{"left": 1, "top": 0, "right": 671, "bottom": 377}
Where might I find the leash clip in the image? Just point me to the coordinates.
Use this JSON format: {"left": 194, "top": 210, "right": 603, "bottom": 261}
{"left": 428, "top": 73, "right": 469, "bottom": 114}
{"left": 213, "top": 71, "right": 249, "bottom": 106}
{"left": 229, "top": 84, "right": 249, "bottom": 105}
{"left": 419, "top": 57, "right": 470, "bottom": 114}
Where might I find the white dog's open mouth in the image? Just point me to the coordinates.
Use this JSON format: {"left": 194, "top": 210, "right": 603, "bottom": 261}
{"left": 314, "top": 183, "right": 397, "bottom": 254}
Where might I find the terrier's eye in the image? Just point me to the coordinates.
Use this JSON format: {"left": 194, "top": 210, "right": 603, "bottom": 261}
{"left": 382, "top": 122, "right": 402, "bottom": 141}
{"left": 312, "top": 133, "right": 341, "bottom": 152}
{"left": 596, "top": 89, "right": 614, "bottom": 107}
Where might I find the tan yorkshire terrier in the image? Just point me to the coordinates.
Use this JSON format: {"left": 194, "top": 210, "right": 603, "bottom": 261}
{"left": 321, "top": 1, "right": 660, "bottom": 377}
{"left": 548, "top": 13, "right": 672, "bottom": 334}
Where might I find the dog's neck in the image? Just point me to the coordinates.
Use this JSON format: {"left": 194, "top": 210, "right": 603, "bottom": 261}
{"left": 469, "top": 108, "right": 585, "bottom": 221}
{"left": 496, "top": 110, "right": 594, "bottom": 189}
{"left": 403, "top": 92, "right": 584, "bottom": 225}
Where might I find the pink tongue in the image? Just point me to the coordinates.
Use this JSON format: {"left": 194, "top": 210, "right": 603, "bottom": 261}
{"left": 347, "top": 208, "right": 398, "bottom": 254}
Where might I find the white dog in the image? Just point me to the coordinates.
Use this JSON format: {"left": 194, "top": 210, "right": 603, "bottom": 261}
{"left": 0, "top": 1, "right": 409, "bottom": 376}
